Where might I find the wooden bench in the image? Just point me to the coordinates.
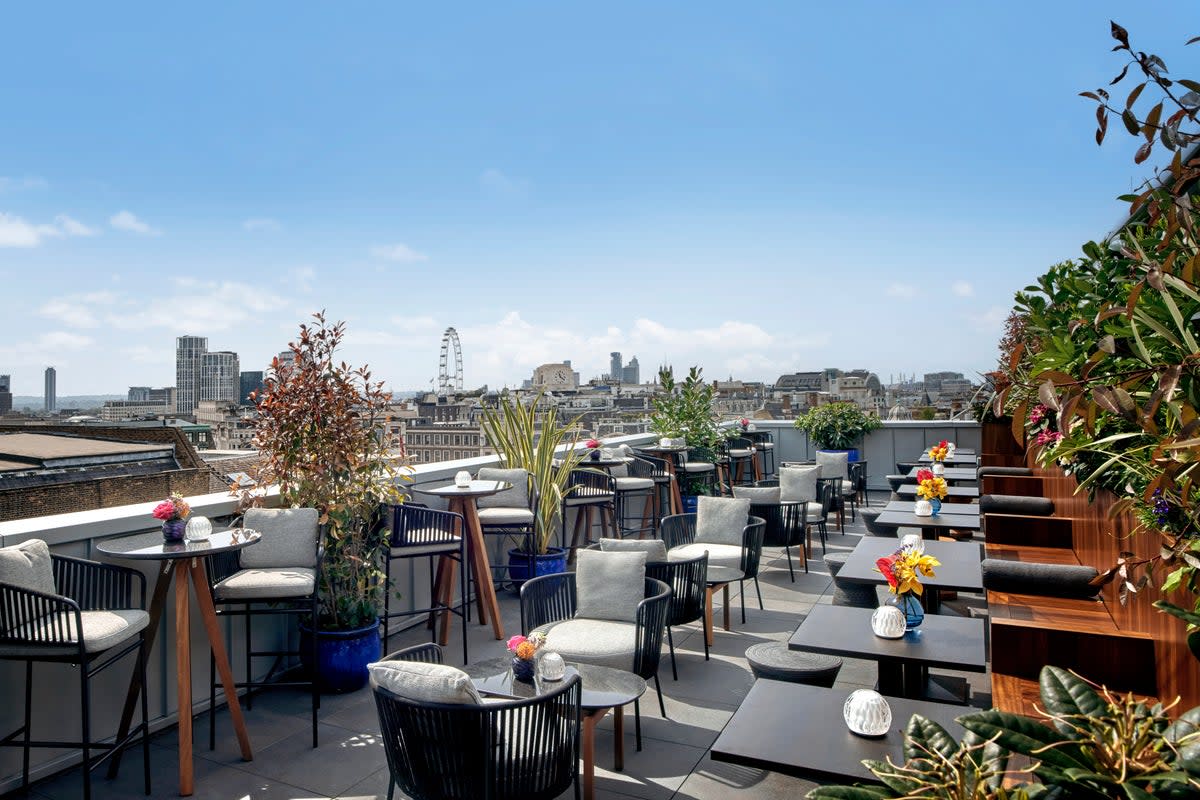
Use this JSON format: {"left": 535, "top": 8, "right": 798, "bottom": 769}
{"left": 985, "top": 535, "right": 1159, "bottom": 716}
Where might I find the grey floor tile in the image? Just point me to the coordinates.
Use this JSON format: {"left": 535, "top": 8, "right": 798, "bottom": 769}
{"left": 678, "top": 757, "right": 819, "bottom": 799}
{"left": 234, "top": 722, "right": 386, "bottom": 798}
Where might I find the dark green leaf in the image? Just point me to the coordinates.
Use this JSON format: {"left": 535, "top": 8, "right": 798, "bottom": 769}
{"left": 1040, "top": 666, "right": 1107, "bottom": 732}
{"left": 805, "top": 787, "right": 889, "bottom": 800}
{"left": 904, "top": 715, "right": 957, "bottom": 761}
{"left": 957, "top": 710, "right": 1091, "bottom": 771}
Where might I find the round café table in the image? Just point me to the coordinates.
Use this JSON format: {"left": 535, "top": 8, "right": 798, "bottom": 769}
{"left": 412, "top": 480, "right": 512, "bottom": 641}
{"left": 98, "top": 529, "right": 261, "bottom": 797}
{"left": 637, "top": 444, "right": 688, "bottom": 515}
{"left": 701, "top": 564, "right": 745, "bottom": 648}
{"left": 465, "top": 657, "right": 646, "bottom": 800}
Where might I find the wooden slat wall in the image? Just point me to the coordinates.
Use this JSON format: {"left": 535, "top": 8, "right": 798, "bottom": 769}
{"left": 1025, "top": 457, "right": 1200, "bottom": 708}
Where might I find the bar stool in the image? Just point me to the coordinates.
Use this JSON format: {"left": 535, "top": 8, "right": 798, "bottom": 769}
{"left": 562, "top": 468, "right": 617, "bottom": 555}
{"left": 753, "top": 432, "right": 776, "bottom": 476}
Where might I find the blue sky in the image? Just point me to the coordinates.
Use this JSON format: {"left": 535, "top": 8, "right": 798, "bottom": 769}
{"left": 1, "top": 3, "right": 1196, "bottom": 395}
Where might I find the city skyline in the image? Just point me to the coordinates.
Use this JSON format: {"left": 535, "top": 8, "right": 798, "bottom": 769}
{"left": 4, "top": 5, "right": 1194, "bottom": 395}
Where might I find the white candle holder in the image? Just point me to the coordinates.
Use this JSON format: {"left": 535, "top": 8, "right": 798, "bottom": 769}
{"left": 454, "top": 470, "right": 472, "bottom": 488}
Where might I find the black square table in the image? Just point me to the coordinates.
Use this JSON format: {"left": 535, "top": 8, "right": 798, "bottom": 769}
{"left": 907, "top": 466, "right": 978, "bottom": 484}
{"left": 919, "top": 454, "right": 979, "bottom": 467}
{"left": 875, "top": 508, "right": 982, "bottom": 541}
{"left": 710, "top": 680, "right": 965, "bottom": 784}
{"left": 788, "top": 604, "right": 986, "bottom": 701}
{"left": 897, "top": 483, "right": 980, "bottom": 500}
{"left": 836, "top": 538, "right": 983, "bottom": 612}
{"left": 883, "top": 500, "right": 979, "bottom": 517}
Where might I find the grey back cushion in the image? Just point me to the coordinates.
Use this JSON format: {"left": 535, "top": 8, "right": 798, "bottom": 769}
{"left": 733, "top": 486, "right": 781, "bottom": 506}
{"left": 979, "top": 494, "right": 1054, "bottom": 517}
{"left": 598, "top": 537, "right": 668, "bottom": 563}
{"left": 367, "top": 660, "right": 483, "bottom": 705}
{"left": 695, "top": 496, "right": 751, "bottom": 546}
{"left": 981, "top": 559, "right": 1099, "bottom": 599}
{"left": 780, "top": 465, "right": 821, "bottom": 503}
{"left": 575, "top": 549, "right": 647, "bottom": 623}
{"left": 241, "top": 507, "right": 320, "bottom": 569}
{"left": 0, "top": 539, "right": 56, "bottom": 595}
{"left": 476, "top": 467, "right": 530, "bottom": 509}
{"left": 816, "top": 451, "right": 850, "bottom": 481}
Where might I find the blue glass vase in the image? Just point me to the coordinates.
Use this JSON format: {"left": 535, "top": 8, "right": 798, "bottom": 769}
{"left": 511, "top": 656, "right": 536, "bottom": 683}
{"left": 162, "top": 518, "right": 186, "bottom": 543}
{"left": 886, "top": 592, "right": 924, "bottom": 630}
{"left": 930, "top": 498, "right": 941, "bottom": 516}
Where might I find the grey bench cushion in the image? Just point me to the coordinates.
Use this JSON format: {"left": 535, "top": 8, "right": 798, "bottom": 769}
{"left": 0, "top": 539, "right": 56, "bottom": 595}
{"left": 368, "top": 659, "right": 483, "bottom": 705}
{"left": 532, "top": 618, "right": 637, "bottom": 672}
{"left": 476, "top": 507, "right": 535, "bottom": 526}
{"left": 981, "top": 559, "right": 1099, "bottom": 598}
{"left": 977, "top": 466, "right": 1033, "bottom": 478}
{"left": 213, "top": 567, "right": 317, "bottom": 600}
{"left": 979, "top": 494, "right": 1054, "bottom": 517}
{"left": 241, "top": 508, "right": 320, "bottom": 569}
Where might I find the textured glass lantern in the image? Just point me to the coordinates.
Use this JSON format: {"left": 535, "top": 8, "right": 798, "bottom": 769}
{"left": 185, "top": 516, "right": 213, "bottom": 542}
{"left": 454, "top": 470, "right": 472, "bottom": 488}
{"left": 538, "top": 651, "right": 566, "bottom": 681}
{"left": 843, "top": 689, "right": 892, "bottom": 737}
{"left": 871, "top": 604, "right": 906, "bottom": 638}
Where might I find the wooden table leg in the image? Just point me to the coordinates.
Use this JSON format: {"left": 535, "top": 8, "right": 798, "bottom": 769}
{"left": 174, "top": 561, "right": 194, "bottom": 796}
{"left": 437, "top": 555, "right": 457, "bottom": 646}
{"left": 459, "top": 499, "right": 504, "bottom": 640}
{"left": 722, "top": 584, "right": 731, "bottom": 631}
{"left": 668, "top": 466, "right": 682, "bottom": 515}
{"left": 108, "top": 561, "right": 172, "bottom": 779}
{"left": 582, "top": 711, "right": 600, "bottom": 800}
{"left": 752, "top": 450, "right": 763, "bottom": 482}
{"left": 704, "top": 586, "right": 715, "bottom": 647}
{"left": 189, "top": 560, "right": 253, "bottom": 763}
{"left": 613, "top": 705, "right": 624, "bottom": 771}
{"left": 450, "top": 498, "right": 488, "bottom": 625}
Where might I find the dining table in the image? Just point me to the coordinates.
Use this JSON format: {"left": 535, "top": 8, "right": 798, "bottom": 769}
{"left": 883, "top": 499, "right": 979, "bottom": 517}
{"left": 874, "top": 507, "right": 982, "bottom": 541}
{"left": 636, "top": 443, "right": 688, "bottom": 515}
{"left": 98, "top": 529, "right": 261, "bottom": 796}
{"left": 835, "top": 537, "right": 984, "bottom": 613}
{"left": 896, "top": 483, "right": 979, "bottom": 500}
{"left": 412, "top": 480, "right": 512, "bottom": 641}
{"left": 907, "top": 465, "right": 978, "bottom": 484}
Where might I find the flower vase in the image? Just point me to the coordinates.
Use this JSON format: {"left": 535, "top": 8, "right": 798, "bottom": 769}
{"left": 589, "top": 449, "right": 601, "bottom": 461}
{"left": 930, "top": 498, "right": 941, "bottom": 516}
{"left": 931, "top": 462, "right": 945, "bottom": 477}
{"left": 162, "top": 519, "right": 186, "bottom": 543}
{"left": 886, "top": 592, "right": 925, "bottom": 630}
{"left": 511, "top": 656, "right": 536, "bottom": 683}
{"left": 913, "top": 499, "right": 933, "bottom": 517}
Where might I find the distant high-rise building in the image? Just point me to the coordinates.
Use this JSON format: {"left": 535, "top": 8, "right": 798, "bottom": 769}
{"left": 128, "top": 386, "right": 152, "bottom": 402}
{"left": 239, "top": 371, "right": 264, "bottom": 406}
{"left": 128, "top": 386, "right": 176, "bottom": 410}
{"left": 44, "top": 367, "right": 56, "bottom": 412}
{"left": 621, "top": 356, "right": 640, "bottom": 385}
{"left": 201, "top": 351, "right": 240, "bottom": 404}
{"left": 0, "top": 374, "right": 11, "bottom": 413}
{"left": 176, "top": 335, "right": 208, "bottom": 415}
{"left": 609, "top": 352, "right": 622, "bottom": 380}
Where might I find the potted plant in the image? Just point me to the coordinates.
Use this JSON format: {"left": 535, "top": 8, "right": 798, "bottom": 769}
{"left": 793, "top": 401, "right": 881, "bottom": 462}
{"left": 479, "top": 390, "right": 584, "bottom": 579}
{"left": 249, "top": 312, "right": 405, "bottom": 692}
{"left": 651, "top": 366, "right": 723, "bottom": 510}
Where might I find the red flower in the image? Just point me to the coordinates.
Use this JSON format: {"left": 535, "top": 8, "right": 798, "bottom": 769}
{"left": 875, "top": 556, "right": 898, "bottom": 589}
{"left": 938, "top": 440, "right": 948, "bottom": 449}
{"left": 916, "top": 468, "right": 934, "bottom": 483}
{"left": 151, "top": 500, "right": 177, "bottom": 521}
{"left": 586, "top": 439, "right": 601, "bottom": 449}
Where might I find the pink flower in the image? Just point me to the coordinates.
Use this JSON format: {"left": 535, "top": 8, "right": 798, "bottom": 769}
{"left": 1028, "top": 404, "right": 1047, "bottom": 425}
{"left": 586, "top": 439, "right": 601, "bottom": 449}
{"left": 1035, "top": 430, "right": 1063, "bottom": 446}
{"left": 506, "top": 635, "right": 527, "bottom": 653}
{"left": 151, "top": 500, "right": 177, "bottom": 521}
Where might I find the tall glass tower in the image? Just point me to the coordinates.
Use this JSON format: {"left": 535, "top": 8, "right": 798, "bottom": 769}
{"left": 44, "top": 366, "right": 56, "bottom": 412}
{"left": 175, "top": 335, "right": 208, "bottom": 415}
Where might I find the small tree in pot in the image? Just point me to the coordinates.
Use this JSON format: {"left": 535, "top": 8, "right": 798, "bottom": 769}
{"left": 793, "top": 401, "right": 881, "bottom": 459}
{"left": 250, "top": 312, "right": 405, "bottom": 690}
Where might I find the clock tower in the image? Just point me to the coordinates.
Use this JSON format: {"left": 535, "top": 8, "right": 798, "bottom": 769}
{"left": 531, "top": 362, "right": 577, "bottom": 391}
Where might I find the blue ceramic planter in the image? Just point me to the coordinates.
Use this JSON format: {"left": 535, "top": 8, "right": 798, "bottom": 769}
{"left": 681, "top": 495, "right": 699, "bottom": 514}
{"left": 817, "top": 448, "right": 860, "bottom": 462}
{"left": 507, "top": 547, "right": 568, "bottom": 584}
{"left": 300, "top": 619, "right": 382, "bottom": 694}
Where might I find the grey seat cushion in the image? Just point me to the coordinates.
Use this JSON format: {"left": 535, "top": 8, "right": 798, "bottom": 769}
{"left": 0, "top": 609, "right": 150, "bottom": 657}
{"left": 368, "top": 659, "right": 483, "bottom": 705}
{"left": 598, "top": 537, "right": 668, "bottom": 563}
{"left": 241, "top": 508, "right": 320, "bottom": 569}
{"left": 733, "top": 486, "right": 781, "bottom": 506}
{"left": 981, "top": 559, "right": 1099, "bottom": 598}
{"left": 476, "top": 507, "right": 535, "bottom": 525}
{"left": 803, "top": 501, "right": 825, "bottom": 522}
{"left": 816, "top": 451, "right": 850, "bottom": 481}
{"left": 695, "top": 496, "right": 750, "bottom": 546}
{"left": 728, "top": 448, "right": 755, "bottom": 458}
{"left": 213, "top": 567, "right": 317, "bottom": 600}
{"left": 614, "top": 476, "right": 654, "bottom": 491}
{"left": 532, "top": 618, "right": 637, "bottom": 671}
{"left": 979, "top": 495, "right": 1054, "bottom": 517}
{"left": 669, "top": 542, "right": 742, "bottom": 570}
{"left": 476, "top": 467, "right": 530, "bottom": 510}
{"left": 0, "top": 539, "right": 56, "bottom": 595}
{"left": 780, "top": 466, "right": 820, "bottom": 503}
{"left": 682, "top": 462, "right": 715, "bottom": 473}
{"left": 575, "top": 549, "right": 646, "bottom": 623}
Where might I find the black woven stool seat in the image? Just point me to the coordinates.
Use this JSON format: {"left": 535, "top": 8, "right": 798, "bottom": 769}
{"left": 823, "top": 552, "right": 848, "bottom": 576}
{"left": 745, "top": 643, "right": 842, "bottom": 687}
{"left": 823, "top": 552, "right": 877, "bottom": 608}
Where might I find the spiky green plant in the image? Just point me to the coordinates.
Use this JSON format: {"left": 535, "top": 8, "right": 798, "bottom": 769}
{"left": 479, "top": 391, "right": 584, "bottom": 554}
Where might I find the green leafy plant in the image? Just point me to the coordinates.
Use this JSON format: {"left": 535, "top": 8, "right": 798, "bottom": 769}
{"left": 250, "top": 312, "right": 405, "bottom": 631}
{"left": 479, "top": 391, "right": 584, "bottom": 554}
{"left": 650, "top": 365, "right": 723, "bottom": 455}
{"left": 810, "top": 666, "right": 1200, "bottom": 800}
{"left": 793, "top": 401, "right": 882, "bottom": 450}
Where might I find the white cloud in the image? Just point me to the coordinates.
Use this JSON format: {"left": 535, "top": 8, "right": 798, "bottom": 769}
{"left": 370, "top": 243, "right": 428, "bottom": 263}
{"left": 243, "top": 217, "right": 281, "bottom": 232}
{"left": 0, "top": 211, "right": 96, "bottom": 247}
{"left": 55, "top": 214, "right": 98, "bottom": 237}
{"left": 39, "top": 291, "right": 121, "bottom": 328}
{"left": 0, "top": 331, "right": 94, "bottom": 370}
{"left": 970, "top": 306, "right": 1008, "bottom": 334}
{"left": 389, "top": 315, "right": 439, "bottom": 333}
{"left": 110, "top": 210, "right": 161, "bottom": 236}
{"left": 885, "top": 283, "right": 916, "bottom": 298}
{"left": 288, "top": 266, "right": 316, "bottom": 293}
{"left": 951, "top": 280, "right": 974, "bottom": 297}
{"left": 480, "top": 168, "right": 529, "bottom": 200}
